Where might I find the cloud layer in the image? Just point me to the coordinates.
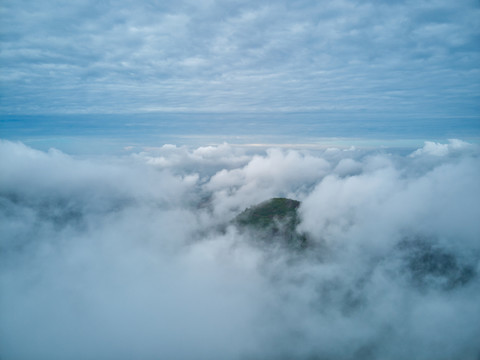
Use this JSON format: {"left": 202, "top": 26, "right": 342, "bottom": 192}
{"left": 1, "top": 0, "right": 479, "bottom": 115}
{"left": 1, "top": 139, "right": 480, "bottom": 360}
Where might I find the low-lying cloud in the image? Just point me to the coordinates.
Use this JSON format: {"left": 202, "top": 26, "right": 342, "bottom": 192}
{"left": 1, "top": 139, "right": 479, "bottom": 360}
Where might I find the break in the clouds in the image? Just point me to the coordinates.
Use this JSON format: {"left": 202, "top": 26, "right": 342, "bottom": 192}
{"left": 1, "top": 0, "right": 479, "bottom": 116}
{"left": 1, "top": 139, "right": 479, "bottom": 360}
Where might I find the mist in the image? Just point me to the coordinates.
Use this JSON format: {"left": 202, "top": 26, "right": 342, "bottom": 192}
{"left": 1, "top": 139, "right": 479, "bottom": 360}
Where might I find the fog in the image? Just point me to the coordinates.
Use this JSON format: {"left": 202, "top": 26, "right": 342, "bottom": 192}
{"left": 1, "top": 139, "right": 479, "bottom": 360}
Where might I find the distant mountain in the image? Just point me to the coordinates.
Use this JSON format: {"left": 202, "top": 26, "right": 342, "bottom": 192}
{"left": 398, "top": 238, "right": 476, "bottom": 291}
{"left": 233, "top": 198, "right": 307, "bottom": 249}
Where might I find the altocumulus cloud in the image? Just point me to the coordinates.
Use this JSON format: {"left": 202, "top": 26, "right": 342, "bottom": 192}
{"left": 1, "top": 139, "right": 480, "bottom": 360}
{"left": 1, "top": 0, "right": 479, "bottom": 115}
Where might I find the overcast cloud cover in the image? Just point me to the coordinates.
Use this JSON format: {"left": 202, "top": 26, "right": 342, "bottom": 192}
{"left": 1, "top": 140, "right": 479, "bottom": 360}
{"left": 1, "top": 0, "right": 479, "bottom": 117}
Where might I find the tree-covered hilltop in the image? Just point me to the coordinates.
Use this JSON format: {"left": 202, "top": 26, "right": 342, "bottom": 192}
{"left": 235, "top": 198, "right": 300, "bottom": 228}
{"left": 233, "top": 198, "right": 307, "bottom": 248}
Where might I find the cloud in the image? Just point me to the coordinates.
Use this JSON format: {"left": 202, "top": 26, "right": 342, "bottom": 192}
{"left": 299, "top": 147, "right": 480, "bottom": 251}
{"left": 410, "top": 138, "right": 473, "bottom": 157}
{"left": 205, "top": 148, "right": 331, "bottom": 220}
{"left": 0, "top": 0, "right": 479, "bottom": 115}
{"left": 1, "top": 139, "right": 480, "bottom": 360}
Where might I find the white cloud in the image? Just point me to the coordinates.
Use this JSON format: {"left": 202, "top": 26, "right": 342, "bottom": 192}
{"left": 1, "top": 140, "right": 479, "bottom": 360}
{"left": 334, "top": 158, "right": 362, "bottom": 176}
{"left": 410, "top": 139, "right": 473, "bottom": 157}
{"left": 205, "top": 148, "right": 331, "bottom": 219}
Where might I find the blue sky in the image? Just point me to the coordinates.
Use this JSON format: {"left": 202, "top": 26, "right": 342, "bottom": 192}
{"left": 1, "top": 0, "right": 479, "bottom": 147}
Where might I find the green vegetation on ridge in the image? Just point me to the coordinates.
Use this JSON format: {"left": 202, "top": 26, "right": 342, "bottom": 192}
{"left": 234, "top": 198, "right": 307, "bottom": 248}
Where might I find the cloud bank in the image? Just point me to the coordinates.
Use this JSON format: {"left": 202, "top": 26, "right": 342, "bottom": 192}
{"left": 1, "top": 139, "right": 479, "bottom": 360}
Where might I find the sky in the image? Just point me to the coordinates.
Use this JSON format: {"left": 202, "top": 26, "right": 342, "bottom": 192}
{"left": 1, "top": 0, "right": 479, "bottom": 149}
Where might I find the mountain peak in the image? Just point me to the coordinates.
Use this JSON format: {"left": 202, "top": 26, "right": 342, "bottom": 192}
{"left": 234, "top": 198, "right": 306, "bottom": 248}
